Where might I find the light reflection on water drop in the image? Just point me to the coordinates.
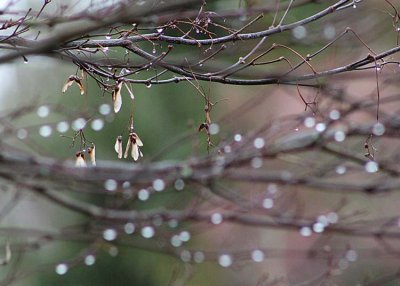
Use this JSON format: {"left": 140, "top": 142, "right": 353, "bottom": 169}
{"left": 141, "top": 226, "right": 155, "bottom": 238}
{"left": 300, "top": 226, "right": 312, "bottom": 237}
{"left": 124, "top": 222, "right": 135, "bottom": 234}
{"left": 91, "top": 118, "right": 104, "bottom": 131}
{"left": 211, "top": 213, "right": 223, "bottom": 225}
{"left": 138, "top": 189, "right": 150, "bottom": 201}
{"left": 84, "top": 255, "right": 96, "bottom": 266}
{"left": 251, "top": 249, "right": 264, "bottom": 262}
{"left": 365, "top": 161, "right": 378, "bottom": 173}
{"left": 104, "top": 179, "right": 118, "bottom": 192}
{"left": 218, "top": 254, "right": 232, "bottom": 267}
{"left": 55, "top": 263, "right": 68, "bottom": 275}
{"left": 99, "top": 104, "right": 111, "bottom": 115}
{"left": 194, "top": 251, "right": 205, "bottom": 263}
{"left": 17, "top": 128, "right": 28, "bottom": 139}
{"left": 37, "top": 105, "right": 50, "bottom": 118}
{"left": 174, "top": 179, "right": 185, "bottom": 191}
{"left": 57, "top": 121, "right": 69, "bottom": 133}
{"left": 180, "top": 250, "right": 191, "bottom": 262}
{"left": 153, "top": 179, "right": 165, "bottom": 192}
{"left": 103, "top": 228, "right": 117, "bottom": 241}
{"left": 39, "top": 125, "right": 52, "bottom": 137}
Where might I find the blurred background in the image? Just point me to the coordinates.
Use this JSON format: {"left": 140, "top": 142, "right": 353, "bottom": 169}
{"left": 1, "top": 0, "right": 400, "bottom": 285}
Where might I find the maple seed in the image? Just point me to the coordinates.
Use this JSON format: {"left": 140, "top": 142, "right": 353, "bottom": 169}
{"left": 124, "top": 132, "right": 143, "bottom": 161}
{"left": 113, "top": 82, "right": 123, "bottom": 113}
{"left": 62, "top": 75, "right": 84, "bottom": 95}
{"left": 75, "top": 151, "right": 87, "bottom": 167}
{"left": 87, "top": 145, "right": 96, "bottom": 166}
{"left": 114, "top": 135, "right": 123, "bottom": 159}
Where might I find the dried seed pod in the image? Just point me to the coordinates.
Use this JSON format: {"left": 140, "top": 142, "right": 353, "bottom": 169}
{"left": 62, "top": 75, "right": 84, "bottom": 95}
{"left": 87, "top": 145, "right": 96, "bottom": 166}
{"left": 114, "top": 135, "right": 123, "bottom": 159}
{"left": 113, "top": 81, "right": 123, "bottom": 113}
{"left": 75, "top": 151, "right": 87, "bottom": 167}
{"left": 124, "top": 132, "right": 143, "bottom": 161}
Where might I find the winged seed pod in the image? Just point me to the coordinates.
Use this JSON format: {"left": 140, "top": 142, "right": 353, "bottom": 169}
{"left": 112, "top": 81, "right": 123, "bottom": 113}
{"left": 62, "top": 75, "right": 85, "bottom": 95}
{"left": 87, "top": 145, "right": 96, "bottom": 166}
{"left": 75, "top": 151, "right": 87, "bottom": 167}
{"left": 123, "top": 132, "right": 143, "bottom": 161}
{"left": 114, "top": 135, "right": 123, "bottom": 159}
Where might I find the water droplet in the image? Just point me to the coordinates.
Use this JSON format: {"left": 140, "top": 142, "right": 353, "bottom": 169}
{"left": 109, "top": 246, "right": 118, "bottom": 256}
{"left": 323, "top": 25, "right": 336, "bottom": 40}
{"left": 37, "top": 105, "right": 50, "bottom": 118}
{"left": 346, "top": 249, "right": 358, "bottom": 262}
{"left": 104, "top": 179, "right": 118, "bottom": 192}
{"left": 234, "top": 134, "right": 242, "bottom": 142}
{"left": 152, "top": 47, "right": 156, "bottom": 54}
{"left": 141, "top": 226, "right": 155, "bottom": 238}
{"left": 72, "top": 118, "right": 86, "bottom": 130}
{"left": 103, "top": 228, "right": 117, "bottom": 241}
{"left": 91, "top": 118, "right": 104, "bottom": 131}
{"left": 223, "top": 145, "right": 231, "bottom": 153}
{"left": 17, "top": 128, "right": 28, "bottom": 139}
{"left": 251, "top": 157, "right": 263, "bottom": 168}
{"left": 253, "top": 137, "right": 265, "bottom": 149}
{"left": 353, "top": 4, "right": 356, "bottom": 8}
{"left": 146, "top": 82, "right": 152, "bottom": 88}
{"left": 211, "top": 213, "right": 223, "bottom": 225}
{"left": 312, "top": 222, "right": 325, "bottom": 233}
{"left": 55, "top": 263, "right": 68, "bottom": 275}
{"left": 251, "top": 250, "right": 264, "bottom": 262}
{"left": 262, "top": 198, "right": 274, "bottom": 209}
{"left": 156, "top": 28, "right": 164, "bottom": 33}
{"left": 334, "top": 130, "right": 346, "bottom": 142}
{"left": 315, "top": 123, "right": 326, "bottom": 132}
{"left": 153, "top": 179, "right": 165, "bottom": 192}
{"left": 218, "top": 254, "right": 232, "bottom": 267}
{"left": 168, "top": 219, "right": 178, "bottom": 228}
{"left": 138, "top": 189, "right": 150, "bottom": 201}
{"left": 179, "top": 231, "right": 191, "bottom": 242}
{"left": 180, "top": 250, "right": 191, "bottom": 262}
{"left": 327, "top": 212, "right": 338, "bottom": 224}
{"left": 317, "top": 215, "right": 329, "bottom": 227}
{"left": 304, "top": 117, "right": 315, "bottom": 128}
{"left": 194, "top": 251, "right": 205, "bottom": 263}
{"left": 267, "top": 184, "right": 278, "bottom": 194}
{"left": 102, "top": 47, "right": 109, "bottom": 53}
{"left": 174, "top": 179, "right": 185, "bottom": 191}
{"left": 292, "top": 25, "right": 307, "bottom": 39}
{"left": 39, "top": 125, "right": 52, "bottom": 137}
{"left": 300, "top": 226, "right": 312, "bottom": 237}
{"left": 335, "top": 165, "right": 347, "bottom": 175}
{"left": 209, "top": 123, "right": 220, "bottom": 135}
{"left": 365, "top": 161, "right": 378, "bottom": 173}
{"left": 329, "top": 110, "right": 341, "bottom": 120}
{"left": 372, "top": 122, "right": 385, "bottom": 136}
{"left": 99, "top": 103, "right": 111, "bottom": 115}
{"left": 84, "top": 255, "right": 96, "bottom": 266}
{"left": 171, "top": 235, "right": 182, "bottom": 247}
{"left": 124, "top": 223, "right": 135, "bottom": 234}
{"left": 56, "top": 121, "right": 69, "bottom": 133}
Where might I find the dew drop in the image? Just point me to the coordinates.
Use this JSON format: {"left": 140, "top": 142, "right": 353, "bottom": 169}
{"left": 335, "top": 165, "right": 347, "bottom": 175}
{"left": 194, "top": 251, "right": 205, "bottom": 263}
{"left": 55, "top": 263, "right": 68, "bottom": 275}
{"left": 346, "top": 249, "right": 358, "bottom": 262}
{"left": 138, "top": 189, "right": 150, "bottom": 201}
{"left": 141, "top": 226, "right": 155, "bottom": 238}
{"left": 57, "top": 121, "right": 69, "bottom": 133}
{"left": 300, "top": 226, "right": 312, "bottom": 237}
{"left": 223, "top": 145, "right": 231, "bottom": 153}
{"left": 103, "top": 228, "right": 117, "bottom": 241}
{"left": 372, "top": 122, "right": 385, "bottom": 136}
{"left": 251, "top": 250, "right": 264, "bottom": 262}
{"left": 234, "top": 134, "right": 242, "bottom": 142}
{"left": 156, "top": 28, "right": 164, "bottom": 33}
{"left": 211, "top": 213, "right": 223, "bottom": 225}
{"left": 253, "top": 137, "right": 265, "bottom": 149}
{"left": 334, "top": 130, "right": 346, "bottom": 142}
{"left": 329, "top": 110, "right": 341, "bottom": 120}
{"left": 207, "top": 123, "right": 219, "bottom": 135}
{"left": 102, "top": 47, "right": 109, "bottom": 53}
{"left": 168, "top": 219, "right": 178, "bottom": 228}
{"left": 267, "top": 184, "right": 278, "bottom": 194}
{"left": 315, "top": 123, "right": 326, "bottom": 132}
{"left": 365, "top": 161, "right": 378, "bottom": 173}
{"left": 312, "top": 222, "right": 325, "bottom": 233}
{"left": 171, "top": 235, "right": 182, "bottom": 247}
{"left": 218, "top": 254, "right": 232, "bottom": 267}
{"left": 104, "top": 179, "right": 118, "bottom": 192}
{"left": 146, "top": 82, "right": 152, "bottom": 88}
{"left": 174, "top": 179, "right": 185, "bottom": 191}
{"left": 180, "top": 250, "right": 191, "bottom": 262}
{"left": 327, "top": 212, "right": 338, "bottom": 224}
{"left": 17, "top": 128, "right": 28, "bottom": 139}
{"left": 37, "top": 105, "right": 50, "bottom": 118}
{"left": 179, "top": 231, "right": 191, "bottom": 242}
{"left": 72, "top": 118, "right": 86, "bottom": 130}
{"left": 304, "top": 117, "right": 315, "bottom": 128}
{"left": 84, "top": 255, "right": 96, "bottom": 266}
{"left": 292, "top": 25, "right": 307, "bottom": 39}
{"left": 251, "top": 157, "right": 263, "bottom": 169}
{"left": 109, "top": 246, "right": 118, "bottom": 256}
{"left": 105, "top": 35, "right": 111, "bottom": 40}
{"left": 124, "top": 222, "right": 135, "bottom": 234}
{"left": 153, "top": 179, "right": 165, "bottom": 192}
{"left": 39, "top": 125, "right": 52, "bottom": 137}
{"left": 262, "top": 198, "right": 274, "bottom": 209}
{"left": 91, "top": 118, "right": 104, "bottom": 131}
